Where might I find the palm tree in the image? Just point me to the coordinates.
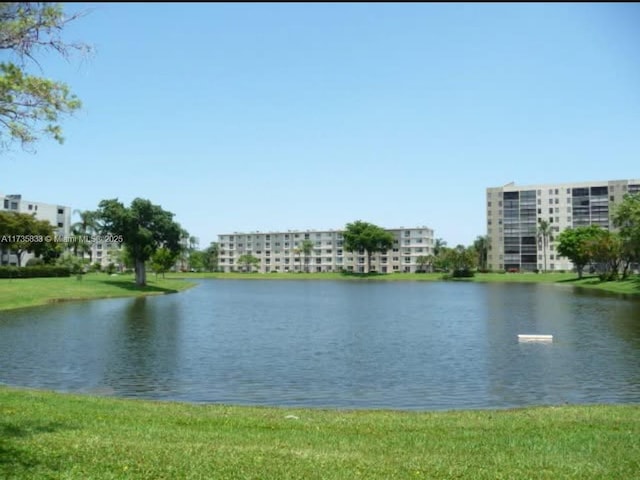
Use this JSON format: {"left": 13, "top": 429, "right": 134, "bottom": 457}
{"left": 301, "top": 239, "right": 314, "bottom": 273}
{"left": 293, "top": 246, "right": 302, "bottom": 272}
{"left": 71, "top": 209, "right": 99, "bottom": 263}
{"left": 537, "top": 220, "right": 551, "bottom": 273}
{"left": 472, "top": 235, "right": 489, "bottom": 272}
{"left": 433, "top": 238, "right": 447, "bottom": 258}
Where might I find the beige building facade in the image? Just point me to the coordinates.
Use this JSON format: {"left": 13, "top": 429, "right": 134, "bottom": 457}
{"left": 0, "top": 193, "right": 71, "bottom": 265}
{"left": 218, "top": 226, "right": 434, "bottom": 273}
{"left": 486, "top": 179, "right": 640, "bottom": 272}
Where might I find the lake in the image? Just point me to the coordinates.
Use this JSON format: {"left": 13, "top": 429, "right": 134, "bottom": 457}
{"left": 0, "top": 279, "right": 639, "bottom": 410}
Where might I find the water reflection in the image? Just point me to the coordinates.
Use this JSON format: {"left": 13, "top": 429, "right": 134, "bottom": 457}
{"left": 0, "top": 280, "right": 639, "bottom": 410}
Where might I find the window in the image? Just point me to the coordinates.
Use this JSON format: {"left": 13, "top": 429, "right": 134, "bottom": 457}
{"left": 404, "top": 257, "right": 411, "bottom": 263}
{"left": 57, "top": 222, "right": 63, "bottom": 228}
{"left": 555, "top": 198, "right": 559, "bottom": 204}
{"left": 57, "top": 208, "right": 64, "bottom": 214}
{"left": 28, "top": 204, "right": 33, "bottom": 210}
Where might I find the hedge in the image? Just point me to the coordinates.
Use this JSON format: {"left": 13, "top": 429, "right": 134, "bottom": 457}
{"left": 0, "top": 266, "right": 72, "bottom": 278}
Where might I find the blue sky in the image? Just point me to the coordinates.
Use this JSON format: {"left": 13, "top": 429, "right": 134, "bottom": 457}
{"left": 2, "top": 3, "right": 639, "bottom": 247}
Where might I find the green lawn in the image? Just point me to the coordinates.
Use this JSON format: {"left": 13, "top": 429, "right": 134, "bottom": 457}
{"left": 0, "top": 273, "right": 195, "bottom": 312}
{"left": 168, "top": 271, "right": 640, "bottom": 296}
{"left": 0, "top": 386, "right": 638, "bottom": 479}
{"left": 1, "top": 271, "right": 637, "bottom": 313}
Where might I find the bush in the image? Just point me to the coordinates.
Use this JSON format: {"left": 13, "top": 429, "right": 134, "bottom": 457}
{"left": 0, "top": 266, "right": 71, "bottom": 278}
{"left": 26, "top": 258, "right": 44, "bottom": 266}
{"left": 452, "top": 268, "right": 475, "bottom": 278}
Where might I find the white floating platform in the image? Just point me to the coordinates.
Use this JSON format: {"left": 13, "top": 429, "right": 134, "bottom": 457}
{"left": 518, "top": 334, "right": 553, "bottom": 342}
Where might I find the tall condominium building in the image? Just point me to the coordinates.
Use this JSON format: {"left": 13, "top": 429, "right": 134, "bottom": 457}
{"left": 0, "top": 193, "right": 71, "bottom": 265}
{"left": 218, "top": 226, "right": 434, "bottom": 273}
{"left": 486, "top": 179, "right": 640, "bottom": 272}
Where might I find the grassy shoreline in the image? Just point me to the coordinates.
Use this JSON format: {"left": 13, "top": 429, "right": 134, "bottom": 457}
{"left": 0, "top": 271, "right": 637, "bottom": 312}
{"left": 0, "top": 273, "right": 195, "bottom": 312}
{"left": 167, "top": 271, "right": 640, "bottom": 296}
{"left": 1, "top": 386, "right": 638, "bottom": 479}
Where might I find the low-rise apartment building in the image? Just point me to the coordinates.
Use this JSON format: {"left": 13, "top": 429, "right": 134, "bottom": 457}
{"left": 486, "top": 179, "right": 640, "bottom": 272}
{"left": 218, "top": 226, "right": 434, "bottom": 273}
{"left": 0, "top": 193, "right": 71, "bottom": 265}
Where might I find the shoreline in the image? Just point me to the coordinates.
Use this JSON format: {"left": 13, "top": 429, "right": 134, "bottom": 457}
{"left": 0, "top": 273, "right": 197, "bottom": 312}
{"left": 1, "top": 272, "right": 638, "bottom": 312}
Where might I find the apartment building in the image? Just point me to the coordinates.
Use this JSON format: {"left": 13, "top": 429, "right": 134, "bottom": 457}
{"left": 0, "top": 193, "right": 71, "bottom": 265}
{"left": 486, "top": 179, "right": 640, "bottom": 272}
{"left": 218, "top": 226, "right": 434, "bottom": 273}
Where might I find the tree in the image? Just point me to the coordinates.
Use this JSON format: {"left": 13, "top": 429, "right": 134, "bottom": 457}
{"left": 0, "top": 210, "right": 55, "bottom": 266}
{"left": 70, "top": 209, "right": 99, "bottom": 261}
{"left": 177, "top": 228, "right": 190, "bottom": 272}
{"left": 0, "top": 3, "right": 92, "bottom": 151}
{"left": 433, "top": 238, "right": 447, "bottom": 258}
{"left": 343, "top": 220, "right": 394, "bottom": 273}
{"left": 446, "top": 244, "right": 477, "bottom": 277}
{"left": 300, "top": 239, "right": 313, "bottom": 273}
{"left": 613, "top": 192, "right": 640, "bottom": 279}
{"left": 585, "top": 230, "right": 622, "bottom": 281}
{"left": 472, "top": 235, "right": 489, "bottom": 272}
{"left": 293, "top": 246, "right": 302, "bottom": 272}
{"left": 556, "top": 225, "right": 603, "bottom": 278}
{"left": 237, "top": 253, "right": 259, "bottom": 273}
{"left": 188, "top": 250, "right": 205, "bottom": 272}
{"left": 151, "top": 247, "right": 178, "bottom": 279}
{"left": 202, "top": 242, "right": 219, "bottom": 272}
{"left": 537, "top": 220, "right": 552, "bottom": 273}
{"left": 416, "top": 255, "right": 433, "bottom": 273}
{"left": 96, "top": 198, "right": 182, "bottom": 286}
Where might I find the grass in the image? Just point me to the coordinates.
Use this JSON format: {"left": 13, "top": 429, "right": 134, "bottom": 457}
{"left": 1, "top": 271, "right": 637, "bottom": 313}
{"left": 167, "top": 271, "right": 640, "bottom": 296}
{"left": 0, "top": 386, "right": 638, "bottom": 479}
{"left": 0, "top": 273, "right": 195, "bottom": 312}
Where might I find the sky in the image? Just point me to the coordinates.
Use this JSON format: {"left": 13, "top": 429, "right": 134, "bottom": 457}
{"left": 1, "top": 3, "right": 639, "bottom": 248}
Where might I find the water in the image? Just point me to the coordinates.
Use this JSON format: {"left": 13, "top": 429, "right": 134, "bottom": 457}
{"left": 0, "top": 280, "right": 639, "bottom": 410}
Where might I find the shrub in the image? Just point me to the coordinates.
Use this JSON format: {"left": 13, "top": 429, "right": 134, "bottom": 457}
{"left": 452, "top": 268, "right": 475, "bottom": 278}
{"left": 0, "top": 266, "right": 71, "bottom": 278}
{"left": 26, "top": 258, "right": 44, "bottom": 266}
